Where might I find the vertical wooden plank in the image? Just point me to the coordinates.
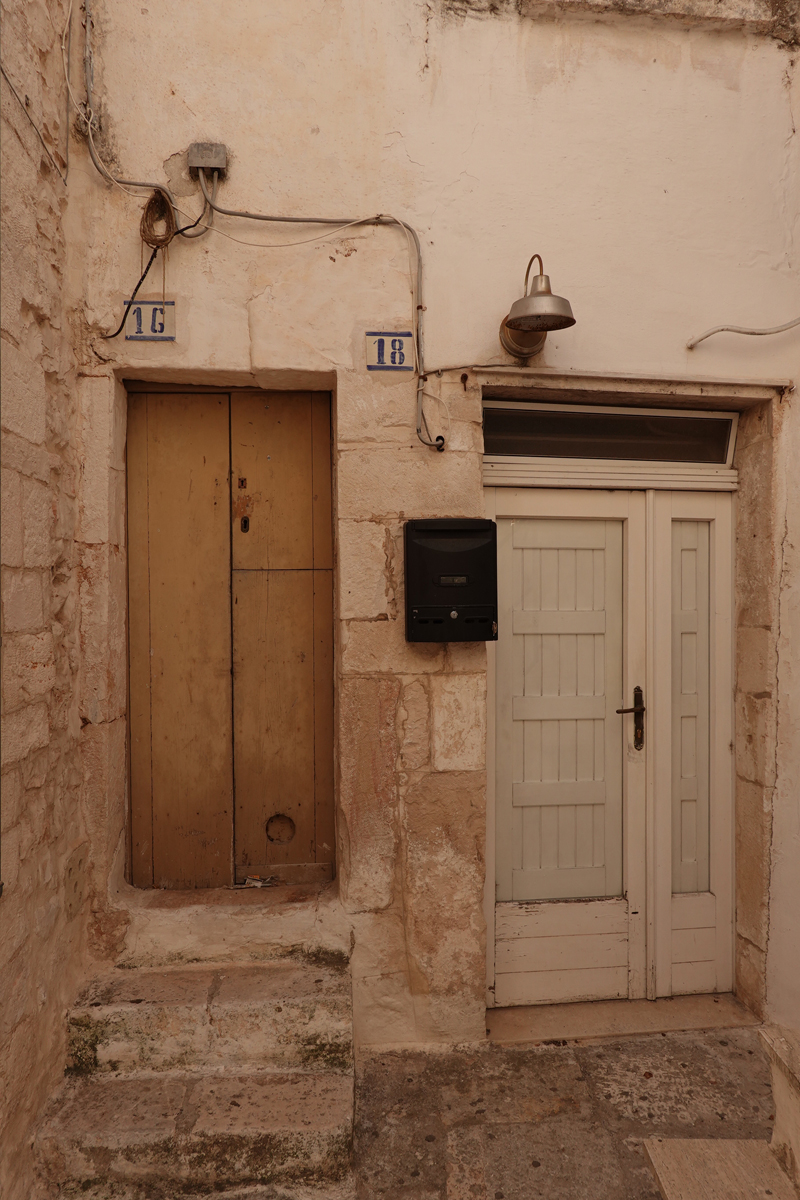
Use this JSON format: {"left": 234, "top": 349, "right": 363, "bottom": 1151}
{"left": 575, "top": 805, "right": 594, "bottom": 867}
{"left": 311, "top": 393, "right": 334, "bottom": 864}
{"left": 495, "top": 518, "right": 516, "bottom": 901}
{"left": 672, "top": 521, "right": 691, "bottom": 892}
{"left": 625, "top": 490, "right": 648, "bottom": 999}
{"left": 541, "top": 548, "right": 558, "bottom": 609}
{"left": 711, "top": 491, "right": 735, "bottom": 991}
{"left": 695, "top": 522, "right": 710, "bottom": 892}
{"left": 671, "top": 521, "right": 711, "bottom": 894}
{"left": 311, "top": 393, "right": 334, "bottom": 571}
{"left": 148, "top": 393, "right": 233, "bottom": 888}
{"left": 576, "top": 548, "right": 593, "bottom": 610}
{"left": 313, "top": 569, "right": 335, "bottom": 864}
{"left": 652, "top": 491, "right": 674, "bottom": 994}
{"left": 127, "top": 393, "right": 153, "bottom": 888}
{"left": 602, "top": 520, "right": 623, "bottom": 897}
{"left": 231, "top": 391, "right": 313, "bottom": 571}
{"left": 233, "top": 569, "right": 316, "bottom": 869}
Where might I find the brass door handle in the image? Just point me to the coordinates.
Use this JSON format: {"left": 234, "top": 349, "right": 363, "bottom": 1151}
{"left": 616, "top": 685, "right": 645, "bottom": 750}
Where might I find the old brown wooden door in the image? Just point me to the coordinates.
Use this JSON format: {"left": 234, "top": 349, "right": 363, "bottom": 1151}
{"left": 128, "top": 389, "right": 334, "bottom": 889}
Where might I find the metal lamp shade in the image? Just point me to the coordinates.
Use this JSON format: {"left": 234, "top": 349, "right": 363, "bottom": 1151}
{"left": 506, "top": 273, "right": 576, "bottom": 332}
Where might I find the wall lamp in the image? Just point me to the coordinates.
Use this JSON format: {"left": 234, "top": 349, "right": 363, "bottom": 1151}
{"left": 500, "top": 254, "right": 576, "bottom": 358}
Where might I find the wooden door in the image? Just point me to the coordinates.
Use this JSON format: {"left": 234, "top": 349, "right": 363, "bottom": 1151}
{"left": 127, "top": 389, "right": 334, "bottom": 889}
{"left": 128, "top": 393, "right": 234, "bottom": 888}
{"left": 488, "top": 487, "right": 733, "bottom": 1006}
{"left": 231, "top": 392, "right": 334, "bottom": 883}
{"left": 491, "top": 491, "right": 644, "bottom": 1007}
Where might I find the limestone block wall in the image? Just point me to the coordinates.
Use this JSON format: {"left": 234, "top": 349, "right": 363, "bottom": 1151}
{"left": 335, "top": 369, "right": 487, "bottom": 1038}
{"left": 734, "top": 402, "right": 780, "bottom": 1016}
{"left": 0, "top": 1, "right": 94, "bottom": 1194}
{"left": 767, "top": 397, "right": 800, "bottom": 1034}
{"left": 733, "top": 396, "right": 800, "bottom": 1032}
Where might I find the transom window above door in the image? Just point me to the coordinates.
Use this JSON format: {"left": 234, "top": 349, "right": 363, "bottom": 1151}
{"left": 482, "top": 402, "right": 739, "bottom": 491}
{"left": 482, "top": 402, "right": 737, "bottom": 464}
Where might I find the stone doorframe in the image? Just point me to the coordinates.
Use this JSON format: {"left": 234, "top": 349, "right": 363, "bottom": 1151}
{"left": 76, "top": 369, "right": 338, "bottom": 918}
{"left": 470, "top": 367, "right": 792, "bottom": 1018}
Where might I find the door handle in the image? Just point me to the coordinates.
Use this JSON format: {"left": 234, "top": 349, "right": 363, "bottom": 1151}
{"left": 616, "top": 685, "right": 645, "bottom": 750}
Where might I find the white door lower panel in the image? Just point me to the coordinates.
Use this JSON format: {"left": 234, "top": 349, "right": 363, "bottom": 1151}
{"left": 494, "top": 898, "right": 629, "bottom": 1006}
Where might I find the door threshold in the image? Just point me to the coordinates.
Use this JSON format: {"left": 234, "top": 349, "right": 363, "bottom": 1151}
{"left": 486, "top": 994, "right": 758, "bottom": 1045}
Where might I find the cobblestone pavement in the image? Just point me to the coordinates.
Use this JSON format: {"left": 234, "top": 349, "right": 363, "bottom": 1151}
{"left": 354, "top": 1027, "right": 774, "bottom": 1199}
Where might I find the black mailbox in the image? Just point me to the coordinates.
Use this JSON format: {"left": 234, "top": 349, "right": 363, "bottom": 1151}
{"left": 404, "top": 518, "right": 497, "bottom": 642}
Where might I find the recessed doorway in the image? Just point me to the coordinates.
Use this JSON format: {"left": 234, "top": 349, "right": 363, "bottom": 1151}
{"left": 126, "top": 388, "right": 334, "bottom": 889}
{"left": 485, "top": 402, "right": 737, "bottom": 1005}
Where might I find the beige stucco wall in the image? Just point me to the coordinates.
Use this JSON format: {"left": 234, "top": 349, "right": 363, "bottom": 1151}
{"left": 2, "top": 0, "right": 799, "bottom": 1191}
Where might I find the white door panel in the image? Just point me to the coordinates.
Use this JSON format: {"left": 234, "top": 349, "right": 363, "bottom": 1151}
{"left": 496, "top": 518, "right": 623, "bottom": 906}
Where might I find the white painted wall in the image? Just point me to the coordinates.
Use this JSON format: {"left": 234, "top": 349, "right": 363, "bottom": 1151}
{"left": 73, "top": 2, "right": 799, "bottom": 384}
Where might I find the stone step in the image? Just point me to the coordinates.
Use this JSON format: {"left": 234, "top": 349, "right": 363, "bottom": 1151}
{"left": 36, "top": 1070, "right": 354, "bottom": 1194}
{"left": 68, "top": 960, "right": 353, "bottom": 1076}
{"left": 643, "top": 1137, "right": 796, "bottom": 1200}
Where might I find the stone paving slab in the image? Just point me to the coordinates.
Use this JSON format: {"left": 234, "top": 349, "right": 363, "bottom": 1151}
{"left": 354, "top": 1026, "right": 777, "bottom": 1199}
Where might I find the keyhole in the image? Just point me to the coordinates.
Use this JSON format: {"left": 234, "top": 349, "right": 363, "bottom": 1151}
{"left": 238, "top": 477, "right": 247, "bottom": 489}
{"left": 241, "top": 517, "right": 250, "bottom": 533}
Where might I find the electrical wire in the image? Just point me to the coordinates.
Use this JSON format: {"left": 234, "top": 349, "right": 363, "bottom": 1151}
{"left": 140, "top": 188, "right": 177, "bottom": 248}
{"left": 687, "top": 315, "right": 800, "bottom": 349}
{"left": 172, "top": 206, "right": 377, "bottom": 249}
{"left": 67, "top": 2, "right": 213, "bottom": 238}
{"left": 100, "top": 245, "right": 159, "bottom": 339}
{"left": 75, "top": 0, "right": 442, "bottom": 448}
{"left": 197, "top": 168, "right": 439, "bottom": 449}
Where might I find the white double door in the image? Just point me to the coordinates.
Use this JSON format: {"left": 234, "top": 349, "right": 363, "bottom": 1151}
{"left": 486, "top": 488, "right": 734, "bottom": 1006}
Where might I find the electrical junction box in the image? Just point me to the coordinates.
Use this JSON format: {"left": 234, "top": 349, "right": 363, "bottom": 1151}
{"left": 188, "top": 142, "right": 227, "bottom": 176}
{"left": 404, "top": 518, "right": 497, "bottom": 642}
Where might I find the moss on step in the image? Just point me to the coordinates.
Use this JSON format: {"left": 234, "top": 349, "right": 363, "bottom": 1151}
{"left": 297, "top": 946, "right": 351, "bottom": 972}
{"left": 66, "top": 1014, "right": 104, "bottom": 1075}
{"left": 298, "top": 1033, "right": 353, "bottom": 1072}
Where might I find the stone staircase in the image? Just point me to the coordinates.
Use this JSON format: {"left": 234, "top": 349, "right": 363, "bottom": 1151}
{"left": 35, "top": 951, "right": 355, "bottom": 1199}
